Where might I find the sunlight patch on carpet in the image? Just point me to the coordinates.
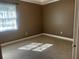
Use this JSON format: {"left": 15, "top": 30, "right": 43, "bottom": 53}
{"left": 18, "top": 42, "right": 53, "bottom": 52}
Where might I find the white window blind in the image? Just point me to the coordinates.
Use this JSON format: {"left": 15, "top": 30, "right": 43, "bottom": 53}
{"left": 0, "top": 4, "right": 17, "bottom": 32}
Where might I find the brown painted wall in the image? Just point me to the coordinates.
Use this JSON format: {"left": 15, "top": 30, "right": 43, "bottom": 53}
{"left": 0, "top": 0, "right": 75, "bottom": 43}
{"left": 0, "top": 1, "right": 43, "bottom": 43}
{"left": 43, "top": 0, "right": 75, "bottom": 38}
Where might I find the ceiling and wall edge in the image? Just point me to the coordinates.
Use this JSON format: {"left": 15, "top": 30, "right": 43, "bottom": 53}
{"left": 20, "top": 0, "right": 42, "bottom": 5}
{"left": 40, "top": 0, "right": 59, "bottom": 5}
{"left": 20, "top": 0, "right": 60, "bottom": 5}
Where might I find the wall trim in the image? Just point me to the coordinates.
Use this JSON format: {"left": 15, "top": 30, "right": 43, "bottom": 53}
{"left": 1, "top": 33, "right": 43, "bottom": 47}
{"left": 21, "top": 0, "right": 59, "bottom": 5}
{"left": 40, "top": 0, "right": 59, "bottom": 5}
{"left": 1, "top": 33, "right": 74, "bottom": 47}
{"left": 42, "top": 33, "right": 74, "bottom": 42}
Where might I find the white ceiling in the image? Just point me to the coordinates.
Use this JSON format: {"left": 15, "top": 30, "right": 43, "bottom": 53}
{"left": 21, "top": 0, "right": 59, "bottom": 5}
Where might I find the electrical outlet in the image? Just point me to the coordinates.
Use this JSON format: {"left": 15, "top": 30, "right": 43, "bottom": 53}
{"left": 60, "top": 32, "right": 63, "bottom": 34}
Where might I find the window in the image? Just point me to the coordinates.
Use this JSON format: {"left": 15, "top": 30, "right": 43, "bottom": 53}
{"left": 0, "top": 4, "right": 17, "bottom": 32}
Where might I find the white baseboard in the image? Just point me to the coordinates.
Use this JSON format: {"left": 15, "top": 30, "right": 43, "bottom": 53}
{"left": 42, "top": 33, "right": 74, "bottom": 42}
{"left": 1, "top": 33, "right": 74, "bottom": 47}
{"left": 1, "top": 33, "right": 43, "bottom": 47}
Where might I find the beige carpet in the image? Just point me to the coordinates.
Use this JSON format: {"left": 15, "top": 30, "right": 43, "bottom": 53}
{"left": 2, "top": 35, "right": 73, "bottom": 59}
